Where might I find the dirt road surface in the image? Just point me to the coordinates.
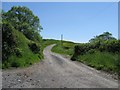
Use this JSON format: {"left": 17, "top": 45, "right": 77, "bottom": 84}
{"left": 2, "top": 44, "right": 118, "bottom": 88}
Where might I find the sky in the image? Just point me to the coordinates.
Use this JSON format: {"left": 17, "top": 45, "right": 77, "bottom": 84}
{"left": 2, "top": 2, "right": 118, "bottom": 43}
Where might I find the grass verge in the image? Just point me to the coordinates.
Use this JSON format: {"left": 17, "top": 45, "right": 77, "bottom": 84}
{"left": 75, "top": 51, "right": 118, "bottom": 74}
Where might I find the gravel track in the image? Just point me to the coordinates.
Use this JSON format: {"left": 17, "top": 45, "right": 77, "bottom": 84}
{"left": 2, "top": 44, "right": 118, "bottom": 88}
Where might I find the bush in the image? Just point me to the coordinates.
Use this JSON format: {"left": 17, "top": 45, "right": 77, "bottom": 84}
{"left": 2, "top": 21, "right": 17, "bottom": 61}
{"left": 15, "top": 48, "right": 22, "bottom": 57}
{"left": 98, "top": 45, "right": 105, "bottom": 52}
{"left": 71, "top": 54, "right": 78, "bottom": 61}
{"left": 87, "top": 49, "right": 96, "bottom": 54}
{"left": 74, "top": 45, "right": 84, "bottom": 55}
{"left": 28, "top": 42, "right": 40, "bottom": 54}
{"left": 2, "top": 62, "right": 11, "bottom": 69}
{"left": 11, "top": 61, "right": 20, "bottom": 67}
{"left": 72, "top": 40, "right": 120, "bottom": 57}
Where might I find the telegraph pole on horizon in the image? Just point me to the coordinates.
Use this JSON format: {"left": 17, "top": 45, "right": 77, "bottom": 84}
{"left": 61, "top": 34, "right": 63, "bottom": 47}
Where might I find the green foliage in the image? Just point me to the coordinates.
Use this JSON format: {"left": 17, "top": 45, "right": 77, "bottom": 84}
{"left": 2, "top": 6, "right": 43, "bottom": 69}
{"left": 74, "top": 44, "right": 87, "bottom": 55}
{"left": 2, "top": 6, "right": 43, "bottom": 42}
{"left": 43, "top": 39, "right": 75, "bottom": 57}
{"left": 62, "top": 42, "right": 74, "bottom": 49}
{"left": 2, "top": 29, "right": 42, "bottom": 69}
{"left": 72, "top": 38, "right": 119, "bottom": 59}
{"left": 71, "top": 32, "right": 119, "bottom": 73}
{"left": 52, "top": 41, "right": 76, "bottom": 57}
{"left": 89, "top": 32, "right": 116, "bottom": 43}
{"left": 11, "top": 60, "right": 21, "bottom": 68}
{"left": 15, "top": 48, "right": 22, "bottom": 57}
{"left": 117, "top": 54, "right": 120, "bottom": 79}
{"left": 77, "top": 51, "right": 118, "bottom": 73}
{"left": 28, "top": 42, "right": 40, "bottom": 54}
{"left": 2, "top": 21, "right": 17, "bottom": 61}
{"left": 104, "top": 40, "right": 120, "bottom": 53}
{"left": 42, "top": 39, "right": 60, "bottom": 48}
{"left": 87, "top": 49, "right": 96, "bottom": 54}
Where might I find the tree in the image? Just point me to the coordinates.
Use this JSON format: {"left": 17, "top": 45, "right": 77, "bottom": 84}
{"left": 2, "top": 6, "right": 43, "bottom": 42}
{"left": 2, "top": 6, "right": 43, "bottom": 60}
{"left": 89, "top": 32, "right": 116, "bottom": 44}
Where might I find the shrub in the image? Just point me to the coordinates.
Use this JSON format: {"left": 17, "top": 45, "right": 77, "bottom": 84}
{"left": 2, "top": 62, "right": 11, "bottom": 69}
{"left": 28, "top": 42, "right": 40, "bottom": 54}
{"left": 2, "top": 21, "right": 17, "bottom": 61}
{"left": 15, "top": 48, "right": 22, "bottom": 57}
{"left": 107, "top": 40, "right": 120, "bottom": 53}
{"left": 74, "top": 44, "right": 90, "bottom": 55}
{"left": 87, "top": 49, "right": 96, "bottom": 54}
{"left": 71, "top": 54, "right": 78, "bottom": 61}
{"left": 11, "top": 61, "right": 20, "bottom": 67}
{"left": 74, "top": 45, "right": 84, "bottom": 55}
{"left": 98, "top": 45, "right": 105, "bottom": 52}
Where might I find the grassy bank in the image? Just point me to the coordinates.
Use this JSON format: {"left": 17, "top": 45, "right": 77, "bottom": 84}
{"left": 2, "top": 6, "right": 43, "bottom": 69}
{"left": 2, "top": 29, "right": 43, "bottom": 69}
{"left": 76, "top": 51, "right": 118, "bottom": 73}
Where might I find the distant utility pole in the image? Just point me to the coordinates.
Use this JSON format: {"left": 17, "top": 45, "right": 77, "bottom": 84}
{"left": 61, "top": 34, "right": 63, "bottom": 47}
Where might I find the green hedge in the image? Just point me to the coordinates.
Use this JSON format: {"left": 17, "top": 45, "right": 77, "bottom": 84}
{"left": 71, "top": 40, "right": 120, "bottom": 61}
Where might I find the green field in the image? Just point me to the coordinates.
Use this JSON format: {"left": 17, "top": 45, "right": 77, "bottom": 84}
{"left": 51, "top": 41, "right": 76, "bottom": 57}
{"left": 42, "top": 39, "right": 60, "bottom": 49}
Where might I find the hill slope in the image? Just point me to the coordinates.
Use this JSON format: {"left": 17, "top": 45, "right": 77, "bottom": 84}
{"left": 2, "top": 6, "right": 43, "bottom": 69}
{"left": 2, "top": 28, "right": 43, "bottom": 69}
